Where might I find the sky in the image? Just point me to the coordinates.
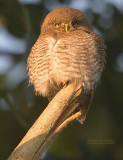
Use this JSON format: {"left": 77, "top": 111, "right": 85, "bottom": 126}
{"left": 0, "top": 0, "right": 123, "bottom": 55}
{"left": 0, "top": 0, "right": 123, "bottom": 76}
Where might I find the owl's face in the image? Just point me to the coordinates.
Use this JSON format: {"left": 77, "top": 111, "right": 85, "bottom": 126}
{"left": 51, "top": 20, "right": 81, "bottom": 33}
{"left": 41, "top": 7, "right": 92, "bottom": 36}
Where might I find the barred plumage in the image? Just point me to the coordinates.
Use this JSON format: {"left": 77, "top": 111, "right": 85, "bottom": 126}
{"left": 27, "top": 7, "right": 106, "bottom": 121}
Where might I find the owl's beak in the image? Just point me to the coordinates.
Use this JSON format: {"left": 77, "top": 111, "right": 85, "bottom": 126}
{"left": 65, "top": 24, "right": 69, "bottom": 32}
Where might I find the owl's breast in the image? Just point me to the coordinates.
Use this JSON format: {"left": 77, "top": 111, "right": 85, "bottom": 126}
{"left": 47, "top": 32, "right": 102, "bottom": 90}
{"left": 27, "top": 31, "right": 105, "bottom": 97}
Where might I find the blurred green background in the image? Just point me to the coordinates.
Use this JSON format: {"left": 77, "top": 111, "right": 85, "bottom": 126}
{"left": 0, "top": 0, "right": 123, "bottom": 160}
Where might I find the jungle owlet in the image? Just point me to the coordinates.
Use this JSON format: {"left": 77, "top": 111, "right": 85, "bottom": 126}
{"left": 27, "top": 7, "right": 106, "bottom": 122}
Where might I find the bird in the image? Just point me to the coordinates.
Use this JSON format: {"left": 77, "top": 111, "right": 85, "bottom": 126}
{"left": 27, "top": 7, "right": 106, "bottom": 123}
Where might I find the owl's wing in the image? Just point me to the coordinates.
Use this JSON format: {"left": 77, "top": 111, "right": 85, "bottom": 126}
{"left": 74, "top": 29, "right": 106, "bottom": 123}
{"left": 27, "top": 34, "right": 58, "bottom": 98}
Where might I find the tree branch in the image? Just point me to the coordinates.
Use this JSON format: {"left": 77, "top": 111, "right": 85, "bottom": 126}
{"left": 8, "top": 82, "right": 83, "bottom": 160}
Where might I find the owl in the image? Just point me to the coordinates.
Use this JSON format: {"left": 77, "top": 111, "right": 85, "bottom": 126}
{"left": 27, "top": 7, "right": 106, "bottom": 122}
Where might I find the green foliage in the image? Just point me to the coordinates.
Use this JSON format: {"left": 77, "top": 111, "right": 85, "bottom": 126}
{"left": 0, "top": 0, "right": 28, "bottom": 37}
{"left": 0, "top": 1, "right": 123, "bottom": 160}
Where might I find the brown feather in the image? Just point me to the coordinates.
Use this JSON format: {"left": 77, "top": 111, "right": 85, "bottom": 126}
{"left": 27, "top": 7, "right": 106, "bottom": 122}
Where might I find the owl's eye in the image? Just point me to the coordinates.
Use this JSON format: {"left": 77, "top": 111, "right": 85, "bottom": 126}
{"left": 55, "top": 22, "right": 61, "bottom": 28}
{"left": 72, "top": 21, "right": 78, "bottom": 27}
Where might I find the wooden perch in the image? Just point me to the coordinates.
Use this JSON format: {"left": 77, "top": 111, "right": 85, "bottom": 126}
{"left": 8, "top": 82, "right": 83, "bottom": 160}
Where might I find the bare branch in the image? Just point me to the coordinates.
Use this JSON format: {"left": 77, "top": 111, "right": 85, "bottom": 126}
{"left": 8, "top": 82, "right": 82, "bottom": 160}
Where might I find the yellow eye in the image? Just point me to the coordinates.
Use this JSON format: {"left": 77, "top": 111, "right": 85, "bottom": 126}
{"left": 72, "top": 21, "right": 78, "bottom": 27}
{"left": 55, "top": 22, "right": 61, "bottom": 28}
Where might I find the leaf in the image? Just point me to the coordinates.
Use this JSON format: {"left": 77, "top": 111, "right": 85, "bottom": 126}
{"left": 0, "top": 0, "right": 30, "bottom": 37}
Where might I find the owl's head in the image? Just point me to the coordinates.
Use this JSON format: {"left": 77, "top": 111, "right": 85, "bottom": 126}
{"left": 41, "top": 7, "right": 92, "bottom": 35}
